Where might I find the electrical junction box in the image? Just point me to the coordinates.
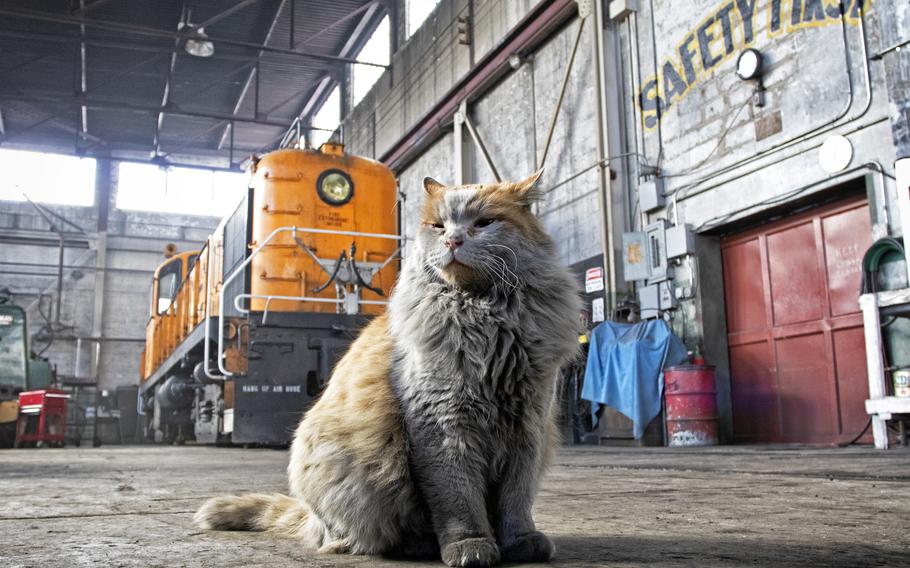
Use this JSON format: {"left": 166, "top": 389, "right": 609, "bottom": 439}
{"left": 666, "top": 223, "right": 696, "bottom": 259}
{"left": 638, "top": 284, "right": 660, "bottom": 319}
{"left": 609, "top": 0, "right": 639, "bottom": 20}
{"left": 639, "top": 177, "right": 665, "bottom": 213}
{"left": 659, "top": 281, "right": 677, "bottom": 310}
{"left": 622, "top": 231, "right": 650, "bottom": 282}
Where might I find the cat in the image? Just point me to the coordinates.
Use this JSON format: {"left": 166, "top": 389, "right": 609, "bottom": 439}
{"left": 194, "top": 171, "right": 581, "bottom": 567}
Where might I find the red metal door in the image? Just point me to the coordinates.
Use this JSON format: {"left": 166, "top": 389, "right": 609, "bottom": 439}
{"left": 721, "top": 197, "right": 872, "bottom": 444}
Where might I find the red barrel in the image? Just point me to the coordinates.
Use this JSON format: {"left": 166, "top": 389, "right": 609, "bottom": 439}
{"left": 664, "top": 365, "right": 719, "bottom": 447}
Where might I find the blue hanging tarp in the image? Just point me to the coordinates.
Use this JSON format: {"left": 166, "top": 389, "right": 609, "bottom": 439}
{"left": 581, "top": 319, "right": 688, "bottom": 439}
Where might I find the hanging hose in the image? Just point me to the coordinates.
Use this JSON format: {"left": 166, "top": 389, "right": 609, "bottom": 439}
{"left": 861, "top": 237, "right": 905, "bottom": 294}
{"left": 838, "top": 418, "right": 871, "bottom": 447}
{"left": 845, "top": 237, "right": 909, "bottom": 446}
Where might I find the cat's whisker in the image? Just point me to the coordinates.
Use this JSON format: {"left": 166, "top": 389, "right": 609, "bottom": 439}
{"left": 478, "top": 253, "right": 519, "bottom": 295}
{"left": 487, "top": 243, "right": 520, "bottom": 269}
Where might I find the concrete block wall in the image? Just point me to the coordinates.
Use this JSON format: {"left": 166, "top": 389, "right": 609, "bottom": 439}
{"left": 344, "top": 0, "right": 555, "bottom": 162}
{"left": 870, "top": 0, "right": 910, "bottom": 157}
{"left": 0, "top": 161, "right": 223, "bottom": 391}
{"left": 632, "top": 0, "right": 895, "bottom": 233}
{"left": 469, "top": 17, "right": 604, "bottom": 266}
{"left": 348, "top": 0, "right": 607, "bottom": 268}
{"left": 343, "top": 0, "right": 902, "bottom": 302}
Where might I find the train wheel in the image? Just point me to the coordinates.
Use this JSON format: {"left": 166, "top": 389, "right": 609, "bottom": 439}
{"left": 0, "top": 422, "right": 15, "bottom": 448}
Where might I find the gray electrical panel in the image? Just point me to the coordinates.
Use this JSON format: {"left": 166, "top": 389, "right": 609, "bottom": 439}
{"left": 644, "top": 220, "right": 669, "bottom": 282}
{"left": 622, "top": 220, "right": 671, "bottom": 282}
{"left": 666, "top": 223, "right": 695, "bottom": 259}
{"left": 622, "top": 231, "right": 650, "bottom": 281}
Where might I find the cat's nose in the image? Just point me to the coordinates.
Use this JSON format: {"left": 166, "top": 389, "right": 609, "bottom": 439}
{"left": 446, "top": 235, "right": 464, "bottom": 250}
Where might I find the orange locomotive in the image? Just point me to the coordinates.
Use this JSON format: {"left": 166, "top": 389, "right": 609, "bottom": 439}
{"left": 139, "top": 143, "right": 400, "bottom": 444}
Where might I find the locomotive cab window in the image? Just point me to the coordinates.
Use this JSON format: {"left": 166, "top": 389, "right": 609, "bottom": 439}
{"left": 155, "top": 258, "right": 183, "bottom": 315}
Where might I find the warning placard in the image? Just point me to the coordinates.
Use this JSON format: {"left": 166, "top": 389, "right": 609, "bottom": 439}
{"left": 585, "top": 267, "right": 604, "bottom": 293}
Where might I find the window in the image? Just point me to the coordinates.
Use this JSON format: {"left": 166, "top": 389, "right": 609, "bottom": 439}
{"left": 116, "top": 162, "right": 247, "bottom": 217}
{"left": 155, "top": 258, "right": 182, "bottom": 315}
{"left": 310, "top": 86, "right": 341, "bottom": 149}
{"left": 0, "top": 149, "right": 95, "bottom": 206}
{"left": 407, "top": 0, "right": 441, "bottom": 37}
{"left": 352, "top": 16, "right": 390, "bottom": 107}
{"left": 0, "top": 307, "right": 27, "bottom": 390}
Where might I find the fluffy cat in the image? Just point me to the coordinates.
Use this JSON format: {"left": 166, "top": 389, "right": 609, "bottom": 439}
{"left": 194, "top": 172, "right": 581, "bottom": 567}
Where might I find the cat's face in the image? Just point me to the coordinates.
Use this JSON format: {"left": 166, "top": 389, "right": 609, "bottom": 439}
{"left": 416, "top": 172, "right": 548, "bottom": 291}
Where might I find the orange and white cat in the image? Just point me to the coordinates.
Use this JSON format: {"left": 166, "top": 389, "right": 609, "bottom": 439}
{"left": 195, "top": 172, "right": 580, "bottom": 567}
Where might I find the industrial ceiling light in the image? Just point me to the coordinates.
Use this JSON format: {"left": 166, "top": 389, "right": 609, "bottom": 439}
{"left": 179, "top": 22, "right": 215, "bottom": 58}
{"left": 735, "top": 48, "right": 765, "bottom": 107}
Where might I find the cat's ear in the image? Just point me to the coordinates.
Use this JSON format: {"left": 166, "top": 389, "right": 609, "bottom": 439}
{"left": 423, "top": 177, "right": 445, "bottom": 196}
{"left": 511, "top": 169, "right": 544, "bottom": 207}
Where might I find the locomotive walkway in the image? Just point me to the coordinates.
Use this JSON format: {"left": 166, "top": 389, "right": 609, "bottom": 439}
{"left": 1, "top": 445, "right": 908, "bottom": 567}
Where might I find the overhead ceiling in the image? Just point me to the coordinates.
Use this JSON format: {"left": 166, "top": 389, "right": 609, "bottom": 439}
{"left": 0, "top": 0, "right": 388, "bottom": 169}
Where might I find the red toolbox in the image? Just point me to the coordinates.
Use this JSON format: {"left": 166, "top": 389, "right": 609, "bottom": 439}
{"left": 15, "top": 389, "right": 68, "bottom": 448}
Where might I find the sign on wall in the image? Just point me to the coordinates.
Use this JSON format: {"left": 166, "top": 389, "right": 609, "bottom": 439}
{"left": 638, "top": 0, "right": 873, "bottom": 129}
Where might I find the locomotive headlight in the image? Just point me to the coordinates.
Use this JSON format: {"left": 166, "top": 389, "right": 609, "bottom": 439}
{"left": 316, "top": 169, "right": 354, "bottom": 206}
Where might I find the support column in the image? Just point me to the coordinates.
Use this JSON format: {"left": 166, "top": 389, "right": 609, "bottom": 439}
{"left": 590, "top": 0, "right": 616, "bottom": 316}
{"left": 860, "top": 293, "right": 889, "bottom": 449}
{"left": 454, "top": 100, "right": 472, "bottom": 185}
{"left": 91, "top": 158, "right": 112, "bottom": 385}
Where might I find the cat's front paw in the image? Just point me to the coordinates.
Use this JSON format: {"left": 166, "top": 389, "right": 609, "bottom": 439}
{"left": 441, "top": 537, "right": 500, "bottom": 567}
{"left": 500, "top": 530, "right": 555, "bottom": 563}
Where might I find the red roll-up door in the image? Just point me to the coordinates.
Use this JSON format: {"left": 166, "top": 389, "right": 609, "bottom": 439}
{"left": 721, "top": 196, "right": 872, "bottom": 444}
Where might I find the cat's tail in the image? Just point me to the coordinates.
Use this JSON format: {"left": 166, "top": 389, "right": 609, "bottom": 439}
{"left": 194, "top": 493, "right": 308, "bottom": 536}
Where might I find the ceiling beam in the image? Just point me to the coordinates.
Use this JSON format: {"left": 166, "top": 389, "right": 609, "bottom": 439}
{"left": 71, "top": 0, "right": 118, "bottom": 16}
{"left": 293, "top": 1, "right": 377, "bottom": 50}
{"left": 270, "top": 2, "right": 386, "bottom": 150}
{"left": 152, "top": 1, "right": 186, "bottom": 155}
{"left": 78, "top": 0, "right": 89, "bottom": 143}
{"left": 0, "top": 6, "right": 388, "bottom": 69}
{"left": 0, "top": 91, "right": 296, "bottom": 129}
{"left": 0, "top": 29, "right": 266, "bottom": 64}
{"left": 217, "top": 0, "right": 288, "bottom": 151}
{"left": 197, "top": 0, "right": 266, "bottom": 30}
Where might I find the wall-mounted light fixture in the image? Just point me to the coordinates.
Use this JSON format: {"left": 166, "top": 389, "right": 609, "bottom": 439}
{"left": 735, "top": 48, "right": 765, "bottom": 107}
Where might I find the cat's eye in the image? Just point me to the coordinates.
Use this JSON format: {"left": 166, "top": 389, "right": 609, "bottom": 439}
{"left": 474, "top": 218, "right": 496, "bottom": 228}
{"left": 428, "top": 222, "right": 444, "bottom": 229}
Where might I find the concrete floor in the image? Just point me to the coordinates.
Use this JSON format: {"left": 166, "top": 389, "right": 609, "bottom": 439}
{"left": 1, "top": 445, "right": 908, "bottom": 567}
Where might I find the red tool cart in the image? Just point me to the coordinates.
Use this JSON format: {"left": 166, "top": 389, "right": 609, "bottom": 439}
{"left": 15, "top": 389, "right": 68, "bottom": 448}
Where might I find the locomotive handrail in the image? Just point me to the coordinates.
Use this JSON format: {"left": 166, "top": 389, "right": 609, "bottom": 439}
{"left": 233, "top": 294, "right": 389, "bottom": 313}
{"left": 215, "top": 226, "right": 404, "bottom": 378}
{"left": 234, "top": 294, "right": 390, "bottom": 326}
{"left": 203, "top": 236, "right": 220, "bottom": 380}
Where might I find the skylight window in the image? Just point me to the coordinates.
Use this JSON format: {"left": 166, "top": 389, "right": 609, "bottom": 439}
{"left": 352, "top": 16, "right": 390, "bottom": 107}
{"left": 0, "top": 149, "right": 95, "bottom": 207}
{"left": 407, "top": 0, "right": 441, "bottom": 37}
{"left": 310, "top": 86, "right": 341, "bottom": 149}
{"left": 116, "top": 162, "right": 247, "bottom": 217}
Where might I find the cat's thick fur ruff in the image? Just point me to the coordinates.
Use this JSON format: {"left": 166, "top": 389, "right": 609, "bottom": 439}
{"left": 195, "top": 173, "right": 581, "bottom": 567}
